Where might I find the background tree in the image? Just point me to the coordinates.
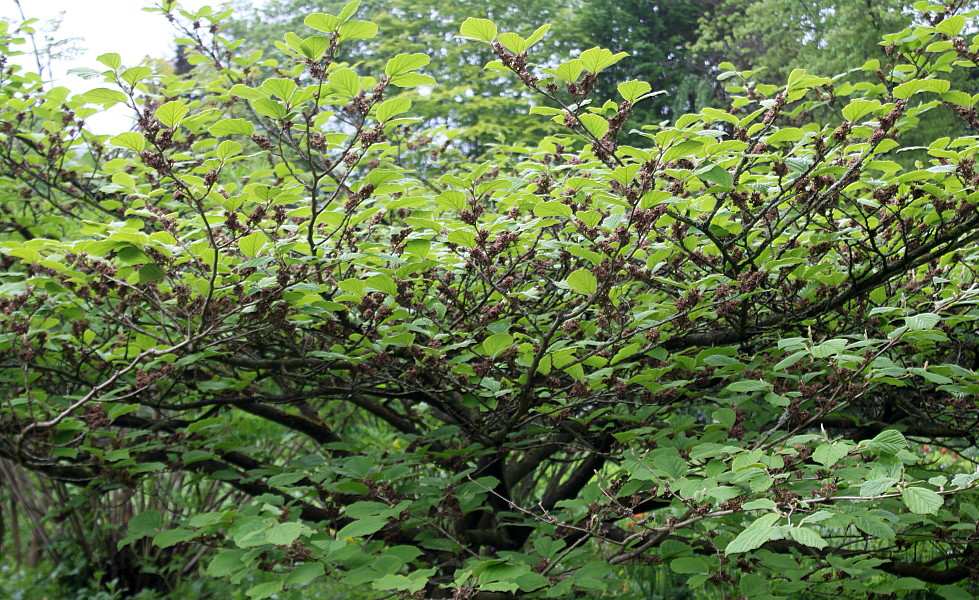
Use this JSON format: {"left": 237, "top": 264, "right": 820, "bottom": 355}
{"left": 556, "top": 0, "right": 720, "bottom": 136}
{"left": 2, "top": 2, "right": 979, "bottom": 600}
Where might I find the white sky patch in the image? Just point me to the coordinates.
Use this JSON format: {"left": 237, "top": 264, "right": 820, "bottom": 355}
{"left": 1, "top": 0, "right": 257, "bottom": 133}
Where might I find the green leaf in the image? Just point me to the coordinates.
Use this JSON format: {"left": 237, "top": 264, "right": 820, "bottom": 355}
{"left": 97, "top": 52, "right": 121, "bottom": 70}
{"left": 246, "top": 581, "right": 284, "bottom": 600}
{"left": 937, "top": 585, "right": 975, "bottom": 600}
{"left": 611, "top": 343, "right": 641, "bottom": 365}
{"left": 788, "top": 527, "right": 828, "bottom": 549}
{"left": 902, "top": 487, "right": 943, "bottom": 514}
{"left": 339, "top": 20, "right": 377, "bottom": 41}
{"left": 860, "top": 477, "right": 898, "bottom": 497}
{"left": 578, "top": 113, "right": 609, "bottom": 139}
{"left": 82, "top": 88, "right": 128, "bottom": 107}
{"left": 936, "top": 15, "right": 966, "bottom": 36}
{"left": 121, "top": 66, "right": 152, "bottom": 86}
{"left": 852, "top": 515, "right": 895, "bottom": 539}
{"left": 617, "top": 80, "right": 652, "bottom": 102}
{"left": 155, "top": 101, "right": 188, "bottom": 128}
{"left": 110, "top": 132, "right": 147, "bottom": 152}
{"left": 128, "top": 510, "right": 162, "bottom": 535}
{"left": 216, "top": 140, "right": 242, "bottom": 160}
{"left": 376, "top": 97, "right": 411, "bottom": 122}
{"left": 579, "top": 47, "right": 629, "bottom": 73}
{"left": 812, "top": 442, "right": 850, "bottom": 467}
{"left": 481, "top": 333, "right": 513, "bottom": 358}
{"left": 554, "top": 59, "right": 583, "bottom": 82}
{"left": 670, "top": 556, "right": 708, "bottom": 574}
{"left": 208, "top": 118, "right": 255, "bottom": 137}
{"left": 765, "top": 128, "right": 804, "bottom": 145}
{"left": 366, "top": 274, "right": 397, "bottom": 295}
{"left": 300, "top": 36, "right": 330, "bottom": 59}
{"left": 152, "top": 528, "right": 196, "bottom": 548}
{"left": 207, "top": 549, "right": 247, "bottom": 577}
{"left": 266, "top": 522, "right": 303, "bottom": 546}
{"left": 662, "top": 140, "right": 703, "bottom": 162}
{"left": 239, "top": 233, "right": 269, "bottom": 258}
{"left": 525, "top": 24, "right": 550, "bottom": 47}
{"left": 262, "top": 78, "right": 297, "bottom": 102}
{"left": 459, "top": 18, "right": 498, "bottom": 43}
{"left": 903, "top": 312, "right": 941, "bottom": 331}
{"left": 385, "top": 53, "right": 430, "bottom": 77}
{"left": 329, "top": 69, "right": 361, "bottom": 98}
{"left": 696, "top": 164, "right": 734, "bottom": 188}
{"left": 285, "top": 561, "right": 326, "bottom": 585}
{"left": 336, "top": 515, "right": 387, "bottom": 538}
{"left": 726, "top": 514, "right": 779, "bottom": 554}
{"left": 138, "top": 264, "right": 166, "bottom": 284}
{"left": 566, "top": 269, "right": 597, "bottom": 295}
{"left": 338, "top": 0, "right": 360, "bottom": 20}
{"left": 252, "top": 98, "right": 287, "bottom": 119}
{"left": 727, "top": 380, "right": 770, "bottom": 393}
{"left": 305, "top": 13, "right": 341, "bottom": 33}
{"left": 893, "top": 78, "right": 951, "bottom": 99}
{"left": 842, "top": 99, "right": 882, "bottom": 122}
{"left": 498, "top": 32, "right": 529, "bottom": 54}
{"left": 390, "top": 72, "right": 436, "bottom": 88}
{"left": 864, "top": 430, "right": 906, "bottom": 455}
{"left": 533, "top": 201, "right": 572, "bottom": 218}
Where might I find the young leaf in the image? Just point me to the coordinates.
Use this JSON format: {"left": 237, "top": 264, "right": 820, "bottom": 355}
{"left": 208, "top": 118, "right": 255, "bottom": 137}
{"left": 481, "top": 333, "right": 513, "bottom": 358}
{"left": 459, "top": 18, "right": 498, "bottom": 43}
{"left": 498, "top": 32, "right": 528, "bottom": 54}
{"left": 305, "top": 13, "right": 341, "bottom": 33}
{"left": 377, "top": 97, "right": 412, "bottom": 121}
{"left": 533, "top": 202, "right": 572, "bottom": 218}
{"left": 239, "top": 233, "right": 269, "bottom": 258}
{"left": 110, "top": 132, "right": 147, "bottom": 152}
{"left": 216, "top": 140, "right": 242, "bottom": 160}
{"left": 566, "top": 269, "right": 597, "bottom": 295}
{"left": 155, "top": 100, "right": 188, "bottom": 128}
{"left": 97, "top": 52, "right": 121, "bottom": 70}
{"left": 577, "top": 113, "right": 609, "bottom": 139}
{"left": 329, "top": 69, "right": 361, "bottom": 97}
{"left": 337, "top": 0, "right": 361, "bottom": 21}
{"left": 617, "top": 80, "right": 652, "bottom": 102}
{"left": 385, "top": 53, "right": 430, "bottom": 77}
{"left": 121, "top": 66, "right": 152, "bottom": 86}
{"left": 579, "top": 47, "right": 628, "bottom": 74}
{"left": 265, "top": 522, "right": 303, "bottom": 545}
{"left": 339, "top": 20, "right": 377, "bottom": 41}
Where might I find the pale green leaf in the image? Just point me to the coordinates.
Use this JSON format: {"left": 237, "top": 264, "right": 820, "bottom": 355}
{"left": 208, "top": 118, "right": 255, "bottom": 137}
{"left": 385, "top": 53, "right": 430, "bottom": 77}
{"left": 239, "top": 233, "right": 269, "bottom": 258}
{"left": 566, "top": 269, "right": 597, "bottom": 295}
{"left": 459, "top": 18, "right": 497, "bottom": 43}
{"left": 155, "top": 101, "right": 188, "bottom": 128}
{"left": 265, "top": 522, "right": 302, "bottom": 546}
{"left": 110, "top": 132, "right": 147, "bottom": 152}
{"left": 902, "top": 487, "right": 943, "bottom": 514}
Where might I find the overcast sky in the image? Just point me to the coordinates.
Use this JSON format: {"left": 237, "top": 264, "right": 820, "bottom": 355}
{"left": 1, "top": 0, "right": 259, "bottom": 132}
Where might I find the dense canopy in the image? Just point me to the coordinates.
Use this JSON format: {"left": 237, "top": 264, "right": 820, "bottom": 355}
{"left": 2, "top": 1, "right": 979, "bottom": 599}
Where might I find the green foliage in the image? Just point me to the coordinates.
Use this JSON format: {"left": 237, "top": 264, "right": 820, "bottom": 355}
{"left": 3, "top": 2, "right": 979, "bottom": 600}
